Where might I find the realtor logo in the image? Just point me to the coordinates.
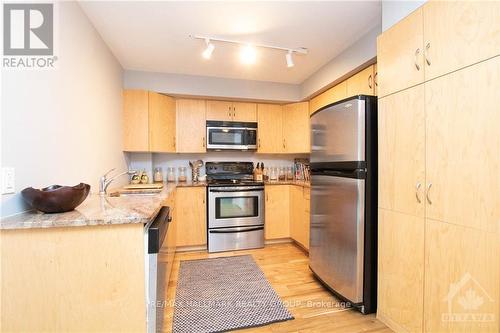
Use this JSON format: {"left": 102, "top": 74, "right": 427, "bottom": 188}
{"left": 3, "top": 3, "right": 53, "bottom": 55}
{"left": 442, "top": 272, "right": 495, "bottom": 323}
{"left": 3, "top": 2, "right": 57, "bottom": 69}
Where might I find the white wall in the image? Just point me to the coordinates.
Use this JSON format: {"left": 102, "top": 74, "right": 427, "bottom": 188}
{"left": 382, "top": 1, "right": 426, "bottom": 31}
{"left": 124, "top": 70, "right": 301, "bottom": 103}
{"left": 1, "top": 2, "right": 127, "bottom": 217}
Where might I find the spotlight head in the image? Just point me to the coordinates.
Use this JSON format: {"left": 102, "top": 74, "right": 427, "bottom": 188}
{"left": 240, "top": 44, "right": 257, "bottom": 65}
{"left": 202, "top": 38, "right": 214, "bottom": 59}
{"left": 286, "top": 50, "right": 294, "bottom": 68}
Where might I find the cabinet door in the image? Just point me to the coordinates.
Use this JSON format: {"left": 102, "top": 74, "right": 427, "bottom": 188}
{"left": 378, "top": 209, "right": 424, "bottom": 333}
{"left": 233, "top": 102, "right": 257, "bottom": 122}
{"left": 148, "top": 92, "right": 176, "bottom": 152}
{"left": 176, "top": 99, "right": 206, "bottom": 153}
{"left": 264, "top": 185, "right": 290, "bottom": 239}
{"left": 377, "top": 7, "right": 424, "bottom": 97}
{"left": 423, "top": 1, "right": 500, "bottom": 81}
{"left": 424, "top": 220, "right": 499, "bottom": 333}
{"left": 378, "top": 85, "right": 425, "bottom": 218}
{"left": 175, "top": 187, "right": 207, "bottom": 247}
{"left": 309, "top": 81, "right": 347, "bottom": 115}
{"left": 346, "top": 65, "right": 375, "bottom": 97}
{"left": 123, "top": 90, "right": 149, "bottom": 152}
{"left": 257, "top": 104, "right": 283, "bottom": 153}
{"left": 289, "top": 186, "right": 302, "bottom": 243}
{"left": 206, "top": 100, "right": 232, "bottom": 121}
{"left": 425, "top": 57, "right": 499, "bottom": 233}
{"left": 301, "top": 187, "right": 311, "bottom": 250}
{"left": 283, "top": 102, "right": 310, "bottom": 153}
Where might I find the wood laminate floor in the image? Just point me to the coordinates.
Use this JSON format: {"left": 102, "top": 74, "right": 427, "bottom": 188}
{"left": 162, "top": 243, "right": 391, "bottom": 333}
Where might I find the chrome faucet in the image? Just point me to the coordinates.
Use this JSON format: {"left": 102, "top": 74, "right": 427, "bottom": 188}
{"left": 99, "top": 168, "right": 137, "bottom": 196}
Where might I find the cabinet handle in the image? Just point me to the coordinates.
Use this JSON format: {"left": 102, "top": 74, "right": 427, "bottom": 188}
{"left": 425, "top": 42, "right": 431, "bottom": 66}
{"left": 374, "top": 72, "right": 378, "bottom": 86}
{"left": 173, "top": 136, "right": 176, "bottom": 149}
{"left": 415, "top": 182, "right": 422, "bottom": 203}
{"left": 426, "top": 183, "right": 432, "bottom": 205}
{"left": 283, "top": 139, "right": 286, "bottom": 149}
{"left": 368, "top": 74, "right": 373, "bottom": 89}
{"left": 202, "top": 137, "right": 205, "bottom": 148}
{"left": 415, "top": 48, "right": 421, "bottom": 71}
{"left": 258, "top": 138, "right": 261, "bottom": 148}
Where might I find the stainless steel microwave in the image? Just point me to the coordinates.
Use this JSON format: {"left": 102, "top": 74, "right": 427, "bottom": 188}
{"left": 206, "top": 121, "right": 257, "bottom": 151}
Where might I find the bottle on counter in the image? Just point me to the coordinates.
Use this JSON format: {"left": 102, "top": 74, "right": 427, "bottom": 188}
{"left": 263, "top": 167, "right": 269, "bottom": 182}
{"left": 154, "top": 167, "right": 163, "bottom": 183}
{"left": 286, "top": 166, "right": 294, "bottom": 181}
{"left": 278, "top": 167, "right": 286, "bottom": 181}
{"left": 253, "top": 163, "right": 260, "bottom": 181}
{"left": 255, "top": 163, "right": 263, "bottom": 182}
{"left": 167, "top": 167, "right": 176, "bottom": 182}
{"left": 178, "top": 167, "right": 187, "bottom": 182}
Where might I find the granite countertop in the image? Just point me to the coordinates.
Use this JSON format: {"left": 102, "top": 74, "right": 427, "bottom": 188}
{"left": 0, "top": 182, "right": 189, "bottom": 230}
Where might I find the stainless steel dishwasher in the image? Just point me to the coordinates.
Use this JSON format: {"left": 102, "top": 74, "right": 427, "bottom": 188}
{"left": 145, "top": 206, "right": 173, "bottom": 333}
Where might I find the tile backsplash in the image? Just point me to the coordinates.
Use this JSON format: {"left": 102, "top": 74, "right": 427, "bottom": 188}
{"left": 127, "top": 152, "right": 309, "bottom": 182}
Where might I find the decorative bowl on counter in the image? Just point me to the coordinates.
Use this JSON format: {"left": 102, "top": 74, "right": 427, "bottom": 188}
{"left": 21, "top": 183, "right": 91, "bottom": 213}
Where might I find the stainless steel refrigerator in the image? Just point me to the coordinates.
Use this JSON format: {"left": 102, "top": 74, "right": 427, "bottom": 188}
{"left": 309, "top": 95, "right": 377, "bottom": 314}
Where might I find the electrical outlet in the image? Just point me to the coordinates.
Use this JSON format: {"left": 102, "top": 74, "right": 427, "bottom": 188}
{"left": 1, "top": 167, "right": 15, "bottom": 194}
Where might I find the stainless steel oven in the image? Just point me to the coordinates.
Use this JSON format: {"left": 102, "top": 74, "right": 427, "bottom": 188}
{"left": 208, "top": 185, "right": 264, "bottom": 252}
{"left": 206, "top": 121, "right": 257, "bottom": 151}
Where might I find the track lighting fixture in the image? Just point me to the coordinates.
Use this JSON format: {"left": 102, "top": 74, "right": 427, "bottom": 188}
{"left": 286, "top": 50, "right": 294, "bottom": 68}
{"left": 191, "top": 35, "right": 307, "bottom": 67}
{"left": 202, "top": 38, "right": 215, "bottom": 59}
{"left": 240, "top": 44, "right": 257, "bottom": 65}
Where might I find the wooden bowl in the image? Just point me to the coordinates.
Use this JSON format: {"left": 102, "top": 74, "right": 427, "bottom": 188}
{"left": 21, "top": 183, "right": 91, "bottom": 213}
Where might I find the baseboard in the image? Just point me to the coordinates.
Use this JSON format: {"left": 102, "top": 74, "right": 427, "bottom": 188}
{"left": 292, "top": 240, "right": 309, "bottom": 255}
{"left": 377, "top": 312, "right": 411, "bottom": 333}
{"left": 175, "top": 244, "right": 207, "bottom": 253}
{"left": 264, "top": 238, "right": 293, "bottom": 245}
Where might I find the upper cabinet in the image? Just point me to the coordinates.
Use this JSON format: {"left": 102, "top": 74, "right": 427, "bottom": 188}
{"left": 257, "top": 104, "right": 283, "bottom": 153}
{"left": 378, "top": 2, "right": 500, "bottom": 97}
{"left": 423, "top": 1, "right": 500, "bottom": 81}
{"left": 123, "top": 90, "right": 176, "bottom": 152}
{"left": 206, "top": 100, "right": 256, "bottom": 122}
{"left": 309, "top": 81, "right": 347, "bottom": 115}
{"left": 346, "top": 65, "right": 376, "bottom": 97}
{"left": 176, "top": 99, "right": 207, "bottom": 153}
{"left": 377, "top": 7, "right": 424, "bottom": 98}
{"left": 283, "top": 102, "right": 310, "bottom": 153}
{"left": 257, "top": 102, "right": 310, "bottom": 154}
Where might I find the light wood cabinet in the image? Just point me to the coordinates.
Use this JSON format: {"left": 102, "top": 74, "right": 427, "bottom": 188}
{"left": 175, "top": 187, "right": 206, "bottom": 247}
{"left": 425, "top": 57, "right": 499, "bottom": 233}
{"left": 123, "top": 90, "right": 176, "bottom": 152}
{"left": 257, "top": 104, "right": 283, "bottom": 153}
{"left": 264, "top": 185, "right": 290, "bottom": 239}
{"left": 233, "top": 102, "right": 257, "bottom": 122}
{"left": 378, "top": 85, "right": 425, "bottom": 218}
{"left": 206, "top": 100, "right": 256, "bottom": 122}
{"left": 290, "top": 186, "right": 310, "bottom": 249}
{"left": 175, "top": 99, "right": 206, "bottom": 153}
{"left": 346, "top": 65, "right": 376, "bottom": 97}
{"left": 283, "top": 102, "right": 310, "bottom": 153}
{"left": 424, "top": 220, "right": 499, "bottom": 333}
{"left": 378, "top": 209, "right": 424, "bottom": 333}
{"left": 206, "top": 100, "right": 233, "bottom": 121}
{"left": 309, "top": 80, "right": 347, "bottom": 115}
{"left": 377, "top": 7, "right": 424, "bottom": 98}
{"left": 422, "top": 1, "right": 500, "bottom": 81}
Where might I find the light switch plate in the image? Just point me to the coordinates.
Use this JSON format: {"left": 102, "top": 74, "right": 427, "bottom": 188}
{"left": 1, "top": 167, "right": 15, "bottom": 194}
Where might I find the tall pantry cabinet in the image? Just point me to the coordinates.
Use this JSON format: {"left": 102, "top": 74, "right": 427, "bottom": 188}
{"left": 377, "top": 2, "right": 500, "bottom": 333}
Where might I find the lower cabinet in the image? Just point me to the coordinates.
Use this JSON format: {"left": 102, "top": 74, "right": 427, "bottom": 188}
{"left": 290, "top": 186, "right": 310, "bottom": 250}
{"left": 264, "top": 185, "right": 290, "bottom": 240}
{"left": 377, "top": 209, "right": 424, "bottom": 333}
{"left": 175, "top": 187, "right": 207, "bottom": 247}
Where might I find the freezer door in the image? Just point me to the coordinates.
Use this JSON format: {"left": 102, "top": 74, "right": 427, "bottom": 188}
{"left": 309, "top": 174, "right": 365, "bottom": 303}
{"left": 311, "top": 98, "right": 365, "bottom": 163}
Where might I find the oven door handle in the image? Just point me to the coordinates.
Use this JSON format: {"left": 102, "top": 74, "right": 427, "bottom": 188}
{"left": 209, "top": 226, "right": 264, "bottom": 233}
{"left": 209, "top": 188, "right": 263, "bottom": 193}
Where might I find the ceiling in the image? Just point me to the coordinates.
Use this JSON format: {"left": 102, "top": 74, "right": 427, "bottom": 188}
{"left": 80, "top": 1, "right": 381, "bottom": 84}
